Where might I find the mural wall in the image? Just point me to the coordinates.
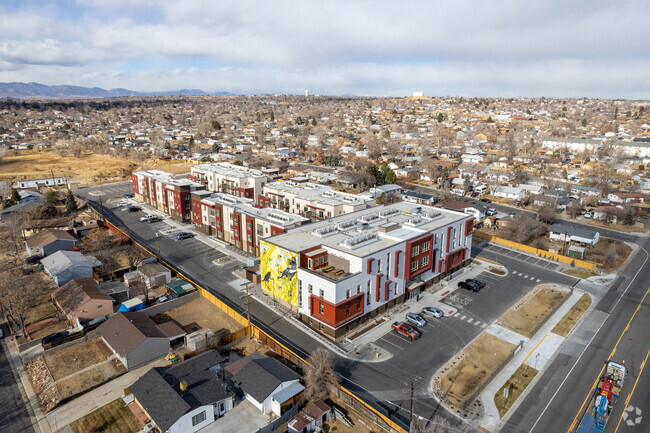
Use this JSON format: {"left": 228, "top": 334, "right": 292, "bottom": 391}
{"left": 260, "top": 241, "right": 298, "bottom": 306}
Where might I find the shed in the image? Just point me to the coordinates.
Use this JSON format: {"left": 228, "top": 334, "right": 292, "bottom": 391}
{"left": 165, "top": 279, "right": 195, "bottom": 297}
{"left": 118, "top": 298, "right": 145, "bottom": 312}
{"left": 138, "top": 262, "right": 172, "bottom": 290}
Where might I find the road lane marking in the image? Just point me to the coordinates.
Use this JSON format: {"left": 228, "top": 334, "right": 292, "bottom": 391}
{"left": 453, "top": 312, "right": 460, "bottom": 317}
{"left": 613, "top": 342, "right": 650, "bottom": 432}
{"left": 566, "top": 287, "right": 650, "bottom": 432}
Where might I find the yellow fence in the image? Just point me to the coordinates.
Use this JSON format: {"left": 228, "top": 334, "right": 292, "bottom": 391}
{"left": 100, "top": 216, "right": 407, "bottom": 433}
{"left": 474, "top": 231, "right": 597, "bottom": 271}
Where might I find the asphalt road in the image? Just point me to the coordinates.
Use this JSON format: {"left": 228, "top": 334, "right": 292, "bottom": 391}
{"left": 406, "top": 183, "right": 639, "bottom": 243}
{"left": 77, "top": 181, "right": 607, "bottom": 431}
{"left": 0, "top": 334, "right": 36, "bottom": 433}
{"left": 502, "top": 235, "right": 650, "bottom": 433}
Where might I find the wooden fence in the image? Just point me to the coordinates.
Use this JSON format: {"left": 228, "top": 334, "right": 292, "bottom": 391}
{"left": 474, "top": 231, "right": 597, "bottom": 271}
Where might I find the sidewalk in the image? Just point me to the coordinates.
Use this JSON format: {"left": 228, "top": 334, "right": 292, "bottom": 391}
{"left": 476, "top": 288, "right": 592, "bottom": 432}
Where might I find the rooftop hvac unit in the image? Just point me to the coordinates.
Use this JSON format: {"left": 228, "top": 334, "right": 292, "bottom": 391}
{"left": 322, "top": 190, "right": 337, "bottom": 197}
{"left": 313, "top": 224, "right": 338, "bottom": 236}
{"left": 405, "top": 217, "right": 422, "bottom": 226}
{"left": 379, "top": 208, "right": 399, "bottom": 217}
{"left": 268, "top": 213, "right": 290, "bottom": 222}
{"left": 422, "top": 211, "right": 440, "bottom": 220}
{"left": 359, "top": 212, "right": 379, "bottom": 222}
{"left": 342, "top": 196, "right": 356, "bottom": 203}
{"left": 337, "top": 219, "right": 357, "bottom": 230}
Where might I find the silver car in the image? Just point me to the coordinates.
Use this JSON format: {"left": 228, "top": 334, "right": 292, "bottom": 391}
{"left": 405, "top": 312, "right": 427, "bottom": 327}
{"left": 422, "top": 307, "right": 444, "bottom": 318}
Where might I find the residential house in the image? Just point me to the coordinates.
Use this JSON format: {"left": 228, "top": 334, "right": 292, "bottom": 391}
{"left": 25, "top": 228, "right": 78, "bottom": 257}
{"left": 362, "top": 184, "right": 402, "bottom": 200}
{"left": 138, "top": 262, "right": 172, "bottom": 290}
{"left": 52, "top": 278, "right": 113, "bottom": 326}
{"left": 608, "top": 192, "right": 645, "bottom": 204}
{"left": 518, "top": 184, "right": 544, "bottom": 196}
{"left": 492, "top": 186, "right": 525, "bottom": 201}
{"left": 16, "top": 176, "right": 68, "bottom": 189}
{"left": 228, "top": 353, "right": 304, "bottom": 416}
{"left": 402, "top": 190, "right": 435, "bottom": 206}
{"left": 129, "top": 350, "right": 234, "bottom": 433}
{"left": 549, "top": 224, "right": 600, "bottom": 247}
{"left": 442, "top": 200, "right": 486, "bottom": 221}
{"left": 593, "top": 206, "right": 625, "bottom": 224}
{"left": 40, "top": 250, "right": 101, "bottom": 286}
{"left": 98, "top": 311, "right": 170, "bottom": 370}
{"left": 288, "top": 400, "right": 332, "bottom": 433}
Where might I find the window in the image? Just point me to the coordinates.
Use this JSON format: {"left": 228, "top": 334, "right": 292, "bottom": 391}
{"left": 319, "top": 289, "right": 324, "bottom": 298}
{"left": 421, "top": 256, "right": 429, "bottom": 267}
{"left": 345, "top": 303, "right": 350, "bottom": 316}
{"left": 299, "top": 286, "right": 303, "bottom": 308}
{"left": 247, "top": 234, "right": 252, "bottom": 242}
{"left": 346, "top": 289, "right": 350, "bottom": 298}
{"left": 377, "top": 259, "right": 382, "bottom": 272}
{"left": 395, "top": 283, "right": 399, "bottom": 295}
{"left": 247, "top": 222, "right": 251, "bottom": 230}
{"left": 319, "top": 322, "right": 324, "bottom": 330}
{"left": 410, "top": 261, "right": 418, "bottom": 272}
{"left": 411, "top": 245, "right": 419, "bottom": 256}
{"left": 308, "top": 284, "right": 313, "bottom": 293}
{"left": 97, "top": 305, "right": 102, "bottom": 309}
{"left": 357, "top": 284, "right": 361, "bottom": 294}
{"left": 319, "top": 302, "right": 324, "bottom": 314}
{"left": 308, "top": 258, "right": 313, "bottom": 269}
{"left": 357, "top": 298, "right": 361, "bottom": 309}
{"left": 192, "top": 411, "right": 207, "bottom": 426}
{"left": 386, "top": 253, "right": 390, "bottom": 275}
{"left": 422, "top": 241, "right": 430, "bottom": 252}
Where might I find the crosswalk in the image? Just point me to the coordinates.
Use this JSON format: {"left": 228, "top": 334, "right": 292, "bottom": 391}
{"left": 452, "top": 312, "right": 488, "bottom": 328}
{"left": 511, "top": 271, "right": 541, "bottom": 282}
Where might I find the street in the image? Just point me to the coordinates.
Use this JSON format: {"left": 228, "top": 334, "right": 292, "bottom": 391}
{"left": 0, "top": 334, "right": 36, "bottom": 433}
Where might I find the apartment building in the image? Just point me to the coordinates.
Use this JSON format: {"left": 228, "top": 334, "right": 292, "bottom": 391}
{"left": 258, "top": 180, "right": 376, "bottom": 221}
{"left": 191, "top": 191, "right": 308, "bottom": 256}
{"left": 260, "top": 202, "right": 473, "bottom": 340}
{"left": 132, "top": 170, "right": 205, "bottom": 223}
{"left": 189, "top": 162, "right": 269, "bottom": 199}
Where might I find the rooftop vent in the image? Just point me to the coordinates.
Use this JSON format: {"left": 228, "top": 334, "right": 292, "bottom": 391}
{"left": 313, "top": 224, "right": 338, "bottom": 236}
{"left": 337, "top": 219, "right": 357, "bottom": 230}
{"left": 341, "top": 232, "right": 377, "bottom": 248}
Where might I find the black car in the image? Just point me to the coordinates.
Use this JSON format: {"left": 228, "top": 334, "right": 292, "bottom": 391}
{"left": 479, "top": 198, "right": 491, "bottom": 203}
{"left": 465, "top": 278, "right": 486, "bottom": 288}
{"left": 127, "top": 205, "right": 142, "bottom": 212}
{"left": 123, "top": 193, "right": 135, "bottom": 198}
{"left": 41, "top": 331, "right": 69, "bottom": 347}
{"left": 458, "top": 281, "right": 480, "bottom": 292}
{"left": 25, "top": 255, "right": 42, "bottom": 264}
{"left": 175, "top": 232, "right": 195, "bottom": 240}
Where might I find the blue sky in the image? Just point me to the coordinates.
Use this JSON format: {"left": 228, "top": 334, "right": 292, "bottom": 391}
{"left": 1, "top": 0, "right": 649, "bottom": 98}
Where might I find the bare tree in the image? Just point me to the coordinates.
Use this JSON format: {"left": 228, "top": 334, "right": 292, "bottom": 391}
{"left": 0, "top": 265, "right": 50, "bottom": 338}
{"left": 123, "top": 244, "right": 150, "bottom": 269}
{"left": 303, "top": 347, "right": 338, "bottom": 401}
{"left": 410, "top": 415, "right": 455, "bottom": 433}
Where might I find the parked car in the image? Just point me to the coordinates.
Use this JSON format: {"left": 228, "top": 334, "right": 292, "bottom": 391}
{"left": 115, "top": 201, "right": 129, "bottom": 207}
{"left": 175, "top": 232, "right": 195, "bottom": 240}
{"left": 584, "top": 212, "right": 593, "bottom": 219}
{"left": 140, "top": 214, "right": 160, "bottom": 223}
{"left": 41, "top": 331, "right": 69, "bottom": 348}
{"left": 422, "top": 307, "right": 444, "bottom": 318}
{"left": 391, "top": 322, "right": 421, "bottom": 340}
{"left": 480, "top": 198, "right": 492, "bottom": 203}
{"left": 157, "top": 296, "right": 170, "bottom": 303}
{"left": 123, "top": 193, "right": 135, "bottom": 198}
{"left": 127, "top": 205, "right": 142, "bottom": 212}
{"left": 486, "top": 207, "right": 497, "bottom": 216}
{"left": 465, "top": 278, "right": 486, "bottom": 288}
{"left": 470, "top": 192, "right": 479, "bottom": 197}
{"left": 25, "top": 255, "right": 42, "bottom": 265}
{"left": 458, "top": 281, "right": 480, "bottom": 292}
{"left": 405, "top": 312, "right": 427, "bottom": 327}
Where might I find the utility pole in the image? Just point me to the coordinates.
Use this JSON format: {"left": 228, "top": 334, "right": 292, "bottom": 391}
{"left": 409, "top": 379, "right": 415, "bottom": 429}
{"left": 242, "top": 282, "right": 252, "bottom": 338}
{"left": 155, "top": 232, "right": 161, "bottom": 257}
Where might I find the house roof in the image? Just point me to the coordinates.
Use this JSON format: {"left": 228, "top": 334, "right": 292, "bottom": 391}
{"left": 138, "top": 262, "right": 169, "bottom": 277}
{"left": 231, "top": 355, "right": 301, "bottom": 403}
{"left": 130, "top": 350, "right": 231, "bottom": 432}
{"left": 25, "top": 228, "right": 75, "bottom": 248}
{"left": 303, "top": 400, "right": 330, "bottom": 419}
{"left": 157, "top": 321, "right": 186, "bottom": 339}
{"left": 98, "top": 311, "right": 166, "bottom": 357}
{"left": 40, "top": 250, "right": 101, "bottom": 275}
{"left": 52, "top": 278, "right": 113, "bottom": 314}
{"left": 550, "top": 223, "right": 597, "bottom": 240}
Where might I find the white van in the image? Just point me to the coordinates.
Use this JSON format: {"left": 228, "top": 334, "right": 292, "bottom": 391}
{"left": 474, "top": 185, "right": 487, "bottom": 194}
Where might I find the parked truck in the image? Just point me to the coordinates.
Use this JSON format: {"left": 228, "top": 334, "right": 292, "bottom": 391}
{"left": 576, "top": 361, "right": 627, "bottom": 433}
{"left": 392, "top": 322, "right": 421, "bottom": 340}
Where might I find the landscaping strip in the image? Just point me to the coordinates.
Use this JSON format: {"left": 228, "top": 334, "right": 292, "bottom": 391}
{"left": 493, "top": 364, "right": 539, "bottom": 418}
{"left": 551, "top": 293, "right": 592, "bottom": 337}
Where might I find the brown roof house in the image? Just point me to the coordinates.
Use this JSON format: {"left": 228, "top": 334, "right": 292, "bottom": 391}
{"left": 25, "top": 228, "right": 78, "bottom": 257}
{"left": 52, "top": 278, "right": 113, "bottom": 326}
{"left": 98, "top": 311, "right": 170, "bottom": 370}
{"left": 288, "top": 400, "right": 332, "bottom": 433}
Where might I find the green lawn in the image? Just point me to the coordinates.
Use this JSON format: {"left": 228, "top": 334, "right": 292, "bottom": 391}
{"left": 70, "top": 398, "right": 140, "bottom": 433}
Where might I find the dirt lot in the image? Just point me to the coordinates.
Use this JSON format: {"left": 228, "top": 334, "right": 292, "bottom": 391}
{"left": 434, "top": 333, "right": 516, "bottom": 411}
{"left": 152, "top": 296, "right": 244, "bottom": 334}
{"left": 584, "top": 238, "right": 632, "bottom": 271}
{"left": 498, "top": 284, "right": 569, "bottom": 338}
{"left": 25, "top": 338, "right": 126, "bottom": 412}
{"left": 44, "top": 337, "right": 113, "bottom": 381}
{"left": 0, "top": 149, "right": 193, "bottom": 185}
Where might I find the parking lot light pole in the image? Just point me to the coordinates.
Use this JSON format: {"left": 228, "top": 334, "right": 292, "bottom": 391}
{"left": 155, "top": 232, "right": 160, "bottom": 257}
{"left": 241, "top": 282, "right": 252, "bottom": 338}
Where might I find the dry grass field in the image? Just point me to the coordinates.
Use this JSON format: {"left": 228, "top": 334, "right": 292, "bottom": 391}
{"left": 498, "top": 284, "right": 569, "bottom": 338}
{"left": 0, "top": 149, "right": 193, "bottom": 185}
{"left": 552, "top": 293, "right": 592, "bottom": 337}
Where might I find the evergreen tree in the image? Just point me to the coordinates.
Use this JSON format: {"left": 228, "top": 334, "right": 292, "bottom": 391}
{"left": 211, "top": 142, "right": 222, "bottom": 153}
{"left": 436, "top": 112, "right": 444, "bottom": 122}
{"left": 10, "top": 188, "right": 20, "bottom": 205}
{"left": 270, "top": 111, "right": 275, "bottom": 121}
{"left": 46, "top": 190, "right": 58, "bottom": 204}
{"left": 211, "top": 120, "right": 221, "bottom": 130}
{"left": 624, "top": 212, "right": 635, "bottom": 226}
{"left": 66, "top": 189, "right": 78, "bottom": 213}
{"left": 311, "top": 118, "right": 317, "bottom": 126}
{"left": 463, "top": 175, "right": 471, "bottom": 192}
{"left": 487, "top": 116, "right": 494, "bottom": 123}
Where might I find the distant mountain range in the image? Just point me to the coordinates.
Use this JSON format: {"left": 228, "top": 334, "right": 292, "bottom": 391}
{"left": 0, "top": 82, "right": 236, "bottom": 99}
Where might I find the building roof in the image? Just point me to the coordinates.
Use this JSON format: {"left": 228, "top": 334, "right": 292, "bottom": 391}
{"left": 52, "top": 278, "right": 113, "bottom": 314}
{"left": 263, "top": 181, "right": 374, "bottom": 209}
{"left": 265, "top": 202, "right": 469, "bottom": 258}
{"left": 192, "top": 162, "right": 267, "bottom": 180}
{"left": 303, "top": 400, "right": 330, "bottom": 419}
{"left": 231, "top": 354, "right": 301, "bottom": 403}
{"left": 130, "top": 350, "right": 231, "bottom": 432}
{"left": 550, "top": 223, "right": 598, "bottom": 240}
{"left": 157, "top": 321, "right": 186, "bottom": 339}
{"left": 138, "top": 262, "right": 170, "bottom": 277}
{"left": 40, "top": 250, "right": 101, "bottom": 275}
{"left": 98, "top": 311, "right": 166, "bottom": 357}
{"left": 25, "top": 228, "right": 75, "bottom": 248}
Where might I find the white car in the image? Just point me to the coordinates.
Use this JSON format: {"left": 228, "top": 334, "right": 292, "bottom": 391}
{"left": 140, "top": 214, "right": 158, "bottom": 222}
{"left": 422, "top": 307, "right": 444, "bottom": 318}
{"left": 115, "top": 201, "right": 129, "bottom": 207}
{"left": 405, "top": 312, "right": 427, "bottom": 327}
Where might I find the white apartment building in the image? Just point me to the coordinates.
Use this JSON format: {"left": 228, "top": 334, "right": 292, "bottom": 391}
{"left": 189, "top": 162, "right": 269, "bottom": 200}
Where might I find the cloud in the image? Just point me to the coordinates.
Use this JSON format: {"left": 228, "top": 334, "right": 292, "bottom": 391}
{"left": 1, "top": 0, "right": 649, "bottom": 97}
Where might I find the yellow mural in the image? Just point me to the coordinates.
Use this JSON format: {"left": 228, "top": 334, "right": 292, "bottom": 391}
{"left": 260, "top": 241, "right": 298, "bottom": 306}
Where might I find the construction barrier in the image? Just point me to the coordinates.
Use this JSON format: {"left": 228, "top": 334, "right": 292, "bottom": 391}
{"left": 94, "top": 209, "right": 408, "bottom": 433}
{"left": 474, "top": 231, "right": 597, "bottom": 271}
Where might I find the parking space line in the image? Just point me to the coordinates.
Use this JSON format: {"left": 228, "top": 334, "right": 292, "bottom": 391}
{"left": 460, "top": 315, "right": 466, "bottom": 320}
{"left": 524, "top": 275, "right": 528, "bottom": 278}
{"left": 467, "top": 318, "right": 473, "bottom": 324}
{"left": 536, "top": 279, "right": 541, "bottom": 282}
{"left": 453, "top": 312, "right": 460, "bottom": 317}
{"left": 378, "top": 337, "right": 403, "bottom": 350}
{"left": 474, "top": 321, "right": 480, "bottom": 326}
{"left": 482, "top": 323, "right": 488, "bottom": 328}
